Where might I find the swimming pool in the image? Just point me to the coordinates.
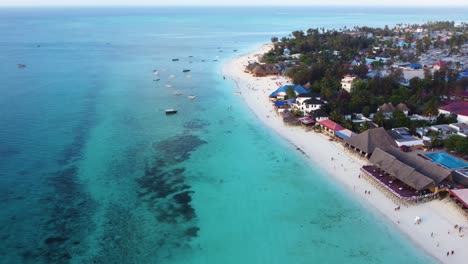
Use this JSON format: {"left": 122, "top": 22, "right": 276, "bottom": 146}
{"left": 425, "top": 152, "right": 468, "bottom": 169}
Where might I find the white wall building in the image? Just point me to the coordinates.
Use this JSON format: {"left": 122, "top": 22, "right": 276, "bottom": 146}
{"left": 341, "top": 75, "right": 357, "bottom": 93}
{"left": 294, "top": 97, "right": 324, "bottom": 115}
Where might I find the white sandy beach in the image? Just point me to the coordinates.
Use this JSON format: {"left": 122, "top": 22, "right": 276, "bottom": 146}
{"left": 222, "top": 44, "right": 468, "bottom": 264}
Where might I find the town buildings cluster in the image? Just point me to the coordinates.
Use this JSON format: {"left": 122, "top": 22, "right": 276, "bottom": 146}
{"left": 244, "top": 21, "right": 468, "bottom": 215}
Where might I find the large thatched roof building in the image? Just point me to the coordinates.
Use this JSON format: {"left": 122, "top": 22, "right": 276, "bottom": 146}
{"left": 245, "top": 63, "right": 279, "bottom": 77}
{"left": 384, "top": 147, "right": 451, "bottom": 185}
{"left": 369, "top": 147, "right": 452, "bottom": 191}
{"left": 345, "top": 127, "right": 398, "bottom": 157}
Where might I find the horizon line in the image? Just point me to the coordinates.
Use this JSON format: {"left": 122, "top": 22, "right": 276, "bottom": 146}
{"left": 1, "top": 4, "right": 468, "bottom": 8}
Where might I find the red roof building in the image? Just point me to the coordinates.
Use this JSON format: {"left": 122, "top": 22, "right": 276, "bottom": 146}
{"left": 439, "top": 101, "right": 468, "bottom": 123}
{"left": 449, "top": 189, "right": 468, "bottom": 209}
{"left": 439, "top": 101, "right": 468, "bottom": 114}
{"left": 318, "top": 119, "right": 345, "bottom": 135}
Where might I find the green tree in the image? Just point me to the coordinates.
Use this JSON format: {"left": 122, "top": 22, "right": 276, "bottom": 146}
{"left": 360, "top": 121, "right": 371, "bottom": 133}
{"left": 423, "top": 98, "right": 439, "bottom": 116}
{"left": 329, "top": 110, "right": 344, "bottom": 124}
{"left": 445, "top": 135, "right": 464, "bottom": 151}
{"left": 431, "top": 137, "right": 443, "bottom": 148}
{"left": 456, "top": 140, "right": 468, "bottom": 155}
{"left": 286, "top": 88, "right": 297, "bottom": 99}
{"left": 392, "top": 110, "right": 411, "bottom": 128}
{"left": 362, "top": 106, "right": 371, "bottom": 118}
{"left": 373, "top": 111, "right": 385, "bottom": 127}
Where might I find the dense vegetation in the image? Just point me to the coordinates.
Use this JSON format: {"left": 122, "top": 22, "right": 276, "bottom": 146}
{"left": 266, "top": 21, "right": 468, "bottom": 133}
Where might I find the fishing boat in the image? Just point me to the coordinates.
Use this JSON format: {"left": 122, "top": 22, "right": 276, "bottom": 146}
{"left": 188, "top": 95, "right": 196, "bottom": 100}
{"left": 172, "top": 91, "right": 182, "bottom": 96}
{"left": 182, "top": 69, "right": 190, "bottom": 73}
{"left": 165, "top": 109, "right": 177, "bottom": 115}
{"left": 18, "top": 64, "right": 26, "bottom": 68}
{"left": 153, "top": 78, "right": 160, "bottom": 81}
{"left": 172, "top": 59, "right": 179, "bottom": 61}
{"left": 165, "top": 84, "right": 172, "bottom": 88}
{"left": 169, "top": 75, "right": 176, "bottom": 78}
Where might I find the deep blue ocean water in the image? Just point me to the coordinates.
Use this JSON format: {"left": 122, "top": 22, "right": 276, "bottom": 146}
{"left": 0, "top": 6, "right": 466, "bottom": 263}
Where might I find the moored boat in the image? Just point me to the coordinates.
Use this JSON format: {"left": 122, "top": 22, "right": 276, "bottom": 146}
{"left": 165, "top": 109, "right": 177, "bottom": 115}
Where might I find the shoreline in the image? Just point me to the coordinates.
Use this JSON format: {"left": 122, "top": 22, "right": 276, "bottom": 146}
{"left": 222, "top": 43, "right": 468, "bottom": 264}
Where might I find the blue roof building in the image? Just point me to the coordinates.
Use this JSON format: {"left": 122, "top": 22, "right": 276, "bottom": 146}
{"left": 269, "top": 85, "right": 309, "bottom": 98}
{"left": 409, "top": 63, "right": 422, "bottom": 69}
{"left": 396, "top": 41, "right": 408, "bottom": 48}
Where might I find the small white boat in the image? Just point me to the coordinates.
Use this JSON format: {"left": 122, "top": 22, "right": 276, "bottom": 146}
{"left": 165, "top": 109, "right": 177, "bottom": 115}
{"left": 165, "top": 84, "right": 172, "bottom": 88}
{"left": 172, "top": 91, "right": 182, "bottom": 96}
{"left": 186, "top": 75, "right": 192, "bottom": 78}
{"left": 169, "top": 75, "right": 176, "bottom": 78}
{"left": 233, "top": 91, "right": 241, "bottom": 95}
{"left": 188, "top": 95, "right": 196, "bottom": 100}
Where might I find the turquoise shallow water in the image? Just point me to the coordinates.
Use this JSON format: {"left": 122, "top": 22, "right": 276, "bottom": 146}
{"left": 0, "top": 6, "right": 466, "bottom": 263}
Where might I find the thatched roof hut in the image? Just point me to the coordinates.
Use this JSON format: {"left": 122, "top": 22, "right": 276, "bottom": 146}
{"left": 378, "top": 103, "right": 396, "bottom": 113}
{"left": 244, "top": 62, "right": 260, "bottom": 73}
{"left": 396, "top": 103, "right": 410, "bottom": 112}
{"left": 345, "top": 127, "right": 398, "bottom": 156}
{"left": 252, "top": 65, "right": 267, "bottom": 76}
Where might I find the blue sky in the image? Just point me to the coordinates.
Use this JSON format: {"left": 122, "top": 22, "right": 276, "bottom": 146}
{"left": 1, "top": 0, "right": 467, "bottom": 7}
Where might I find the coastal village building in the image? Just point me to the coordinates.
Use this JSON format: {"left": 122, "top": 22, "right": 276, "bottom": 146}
{"left": 438, "top": 101, "right": 468, "bottom": 123}
{"left": 368, "top": 148, "right": 436, "bottom": 192}
{"left": 345, "top": 127, "right": 398, "bottom": 157}
{"left": 428, "top": 124, "right": 456, "bottom": 139}
{"left": 383, "top": 147, "right": 452, "bottom": 186}
{"left": 340, "top": 74, "right": 357, "bottom": 93}
{"left": 308, "top": 108, "right": 328, "bottom": 122}
{"left": 377, "top": 102, "right": 409, "bottom": 117}
{"left": 293, "top": 97, "right": 324, "bottom": 115}
{"left": 335, "top": 129, "right": 356, "bottom": 140}
{"left": 449, "top": 189, "right": 468, "bottom": 211}
{"left": 449, "top": 123, "right": 468, "bottom": 137}
{"left": 244, "top": 62, "right": 279, "bottom": 77}
{"left": 366, "top": 147, "right": 452, "bottom": 195}
{"left": 317, "top": 119, "right": 345, "bottom": 136}
{"left": 269, "top": 85, "right": 309, "bottom": 100}
{"left": 273, "top": 98, "right": 294, "bottom": 113}
{"left": 388, "top": 127, "right": 424, "bottom": 147}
